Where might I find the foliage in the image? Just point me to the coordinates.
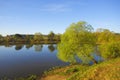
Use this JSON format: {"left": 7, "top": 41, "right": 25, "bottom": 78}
{"left": 41, "top": 58, "right": 120, "bottom": 80}
{"left": 57, "top": 21, "right": 96, "bottom": 63}
{"left": 68, "top": 58, "right": 120, "bottom": 80}
{"left": 42, "top": 64, "right": 88, "bottom": 77}
{"left": 0, "top": 32, "right": 61, "bottom": 44}
{"left": 94, "top": 28, "right": 120, "bottom": 59}
{"left": 54, "top": 33, "right": 61, "bottom": 41}
{"left": 14, "top": 34, "right": 23, "bottom": 38}
{"left": 0, "top": 34, "right": 3, "bottom": 38}
{"left": 1, "top": 75, "right": 37, "bottom": 80}
{"left": 99, "top": 41, "right": 120, "bottom": 59}
{"left": 48, "top": 31, "right": 55, "bottom": 41}
{"left": 95, "top": 28, "right": 115, "bottom": 44}
{"left": 114, "top": 33, "right": 120, "bottom": 41}
{"left": 49, "top": 31, "right": 55, "bottom": 37}
{"left": 34, "top": 32, "right": 43, "bottom": 42}
{"left": 0, "top": 34, "right": 3, "bottom": 43}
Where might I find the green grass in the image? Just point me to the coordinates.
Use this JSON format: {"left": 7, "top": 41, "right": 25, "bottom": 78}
{"left": 68, "top": 58, "right": 120, "bottom": 80}
{"left": 1, "top": 75, "right": 38, "bottom": 80}
{"left": 42, "top": 64, "right": 89, "bottom": 78}
{"left": 42, "top": 58, "right": 120, "bottom": 80}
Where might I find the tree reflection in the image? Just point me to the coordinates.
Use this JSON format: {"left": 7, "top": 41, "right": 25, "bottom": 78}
{"left": 57, "top": 45, "right": 102, "bottom": 64}
{"left": 48, "top": 44, "right": 56, "bottom": 52}
{"left": 4, "top": 44, "right": 14, "bottom": 47}
{"left": 34, "top": 44, "right": 43, "bottom": 52}
{"left": 26, "top": 44, "right": 33, "bottom": 49}
{"left": 15, "top": 44, "right": 24, "bottom": 50}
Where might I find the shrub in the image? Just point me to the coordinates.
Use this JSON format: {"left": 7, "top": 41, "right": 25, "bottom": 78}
{"left": 99, "top": 41, "right": 120, "bottom": 59}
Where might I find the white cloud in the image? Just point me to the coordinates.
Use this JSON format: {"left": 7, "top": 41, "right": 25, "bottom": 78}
{"left": 39, "top": 0, "right": 87, "bottom": 12}
{"left": 40, "top": 4, "right": 71, "bottom": 12}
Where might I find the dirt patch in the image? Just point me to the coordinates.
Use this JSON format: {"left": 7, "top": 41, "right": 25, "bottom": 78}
{"left": 39, "top": 65, "right": 80, "bottom": 80}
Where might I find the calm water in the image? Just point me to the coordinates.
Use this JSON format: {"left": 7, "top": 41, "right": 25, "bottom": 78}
{"left": 0, "top": 44, "right": 68, "bottom": 79}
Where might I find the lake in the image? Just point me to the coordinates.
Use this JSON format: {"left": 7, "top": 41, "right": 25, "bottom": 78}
{"left": 0, "top": 44, "right": 69, "bottom": 79}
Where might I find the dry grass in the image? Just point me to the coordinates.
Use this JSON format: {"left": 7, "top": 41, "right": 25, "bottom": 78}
{"left": 68, "top": 58, "right": 120, "bottom": 80}
{"left": 40, "top": 58, "right": 120, "bottom": 80}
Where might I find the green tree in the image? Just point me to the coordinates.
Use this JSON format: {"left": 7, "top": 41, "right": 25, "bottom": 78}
{"left": 48, "top": 31, "right": 55, "bottom": 41}
{"left": 114, "top": 33, "right": 120, "bottom": 41}
{"left": 99, "top": 41, "right": 120, "bottom": 59}
{"left": 95, "top": 28, "right": 115, "bottom": 44}
{"left": 0, "top": 34, "right": 2, "bottom": 38}
{"left": 34, "top": 32, "right": 43, "bottom": 42}
{"left": 13, "top": 34, "right": 24, "bottom": 42}
{"left": 96, "top": 29, "right": 120, "bottom": 59}
{"left": 25, "top": 35, "right": 31, "bottom": 43}
{"left": 57, "top": 21, "right": 96, "bottom": 64}
{"left": 54, "top": 33, "right": 61, "bottom": 42}
{"left": 0, "top": 34, "right": 3, "bottom": 42}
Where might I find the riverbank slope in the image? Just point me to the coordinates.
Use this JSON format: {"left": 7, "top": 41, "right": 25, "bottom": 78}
{"left": 40, "top": 58, "right": 120, "bottom": 80}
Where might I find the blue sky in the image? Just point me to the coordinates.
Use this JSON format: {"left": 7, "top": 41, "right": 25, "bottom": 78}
{"left": 0, "top": 0, "right": 120, "bottom": 36}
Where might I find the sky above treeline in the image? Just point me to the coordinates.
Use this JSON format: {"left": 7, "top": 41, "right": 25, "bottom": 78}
{"left": 0, "top": 0, "right": 120, "bottom": 36}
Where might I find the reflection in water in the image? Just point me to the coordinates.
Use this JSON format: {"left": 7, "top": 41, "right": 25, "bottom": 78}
{"left": 0, "top": 44, "right": 68, "bottom": 79}
{"left": 4, "top": 44, "right": 14, "bottom": 47}
{"left": 48, "top": 44, "right": 56, "bottom": 52}
{"left": 26, "top": 44, "right": 33, "bottom": 49}
{"left": 57, "top": 46, "right": 103, "bottom": 64}
{"left": 34, "top": 44, "right": 43, "bottom": 52}
{"left": 15, "top": 44, "right": 24, "bottom": 50}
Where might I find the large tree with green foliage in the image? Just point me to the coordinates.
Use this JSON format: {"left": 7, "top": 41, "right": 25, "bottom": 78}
{"left": 57, "top": 21, "right": 96, "bottom": 63}
{"left": 95, "top": 28, "right": 115, "bottom": 44}
{"left": 95, "top": 28, "right": 120, "bottom": 59}
{"left": 99, "top": 41, "right": 120, "bottom": 59}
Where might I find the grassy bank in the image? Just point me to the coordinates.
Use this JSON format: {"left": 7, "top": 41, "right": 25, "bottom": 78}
{"left": 41, "top": 58, "right": 120, "bottom": 80}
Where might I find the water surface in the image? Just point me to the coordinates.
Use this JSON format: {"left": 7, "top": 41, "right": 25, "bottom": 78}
{"left": 0, "top": 44, "right": 68, "bottom": 79}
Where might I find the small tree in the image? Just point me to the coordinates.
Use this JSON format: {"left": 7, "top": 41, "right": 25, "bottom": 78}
{"left": 54, "top": 33, "right": 61, "bottom": 42}
{"left": 34, "top": 32, "right": 43, "bottom": 42}
{"left": 0, "top": 34, "right": 3, "bottom": 43}
{"left": 0, "top": 34, "right": 2, "bottom": 38}
{"left": 48, "top": 31, "right": 55, "bottom": 41}
{"left": 0, "top": 34, "right": 3, "bottom": 40}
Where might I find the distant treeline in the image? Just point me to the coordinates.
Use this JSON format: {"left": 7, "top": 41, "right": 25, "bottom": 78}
{"left": 0, "top": 29, "right": 120, "bottom": 45}
{"left": 0, "top": 31, "right": 61, "bottom": 44}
